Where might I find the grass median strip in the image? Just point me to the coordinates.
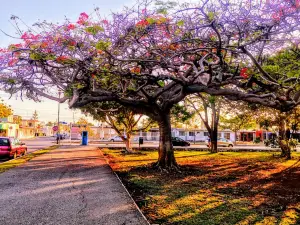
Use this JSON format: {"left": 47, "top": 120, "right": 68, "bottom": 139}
{"left": 102, "top": 149, "right": 300, "bottom": 225}
{"left": 0, "top": 145, "right": 58, "bottom": 173}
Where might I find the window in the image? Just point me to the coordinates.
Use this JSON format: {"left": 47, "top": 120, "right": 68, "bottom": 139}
{"left": 218, "top": 133, "right": 222, "bottom": 138}
{"left": 0, "top": 138, "right": 9, "bottom": 146}
{"left": 204, "top": 132, "right": 209, "bottom": 136}
{"left": 179, "top": 131, "right": 185, "bottom": 136}
{"left": 189, "top": 132, "right": 195, "bottom": 136}
{"left": 224, "top": 133, "right": 230, "bottom": 139}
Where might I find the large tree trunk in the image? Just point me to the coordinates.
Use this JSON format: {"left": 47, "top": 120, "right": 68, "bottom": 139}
{"left": 278, "top": 113, "right": 291, "bottom": 159}
{"left": 210, "top": 128, "right": 218, "bottom": 153}
{"left": 155, "top": 113, "right": 177, "bottom": 169}
{"left": 122, "top": 134, "right": 134, "bottom": 153}
{"left": 124, "top": 137, "right": 133, "bottom": 153}
{"left": 210, "top": 101, "right": 219, "bottom": 153}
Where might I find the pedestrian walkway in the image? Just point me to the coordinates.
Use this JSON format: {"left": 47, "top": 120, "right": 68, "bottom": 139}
{"left": 0, "top": 146, "right": 149, "bottom": 225}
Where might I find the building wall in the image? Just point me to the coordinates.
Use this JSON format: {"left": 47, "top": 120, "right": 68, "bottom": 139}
{"left": 0, "top": 123, "right": 19, "bottom": 138}
{"left": 65, "top": 124, "right": 272, "bottom": 143}
{"left": 19, "top": 128, "right": 35, "bottom": 139}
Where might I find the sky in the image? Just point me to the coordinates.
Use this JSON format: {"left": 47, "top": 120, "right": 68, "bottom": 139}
{"left": 0, "top": 0, "right": 133, "bottom": 123}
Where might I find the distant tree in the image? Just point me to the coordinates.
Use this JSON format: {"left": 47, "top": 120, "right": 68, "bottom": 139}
{"left": 13, "top": 115, "right": 22, "bottom": 125}
{"left": 187, "top": 94, "right": 222, "bottom": 153}
{"left": 76, "top": 117, "right": 95, "bottom": 137}
{"left": 76, "top": 117, "right": 94, "bottom": 126}
{"left": 253, "top": 48, "right": 300, "bottom": 159}
{"left": 290, "top": 106, "right": 300, "bottom": 137}
{"left": 46, "top": 121, "right": 54, "bottom": 126}
{"left": 220, "top": 102, "right": 256, "bottom": 145}
{"left": 0, "top": 99, "right": 13, "bottom": 118}
{"left": 170, "top": 104, "right": 194, "bottom": 129}
{"left": 82, "top": 102, "right": 153, "bottom": 152}
{"left": 254, "top": 107, "right": 299, "bottom": 159}
{"left": 32, "top": 110, "right": 38, "bottom": 121}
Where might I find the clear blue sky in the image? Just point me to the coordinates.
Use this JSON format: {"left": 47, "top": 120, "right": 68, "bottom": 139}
{"left": 0, "top": 0, "right": 133, "bottom": 47}
{"left": 0, "top": 0, "right": 132, "bottom": 123}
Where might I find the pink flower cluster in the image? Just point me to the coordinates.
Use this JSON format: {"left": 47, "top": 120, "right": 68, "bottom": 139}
{"left": 77, "top": 12, "right": 89, "bottom": 25}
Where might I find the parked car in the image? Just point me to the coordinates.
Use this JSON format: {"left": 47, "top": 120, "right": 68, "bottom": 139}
{"left": 0, "top": 137, "right": 27, "bottom": 159}
{"left": 197, "top": 137, "right": 209, "bottom": 142}
{"left": 206, "top": 138, "right": 234, "bottom": 147}
{"left": 109, "top": 136, "right": 126, "bottom": 142}
{"left": 172, "top": 137, "right": 190, "bottom": 146}
{"left": 56, "top": 134, "right": 65, "bottom": 140}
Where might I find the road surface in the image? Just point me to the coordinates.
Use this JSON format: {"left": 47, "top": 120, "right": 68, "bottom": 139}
{"left": 64, "top": 141, "right": 283, "bottom": 151}
{"left": 0, "top": 146, "right": 148, "bottom": 225}
{"left": 21, "top": 137, "right": 56, "bottom": 153}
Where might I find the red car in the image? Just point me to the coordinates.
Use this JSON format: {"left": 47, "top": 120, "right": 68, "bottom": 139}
{"left": 0, "top": 137, "right": 27, "bottom": 159}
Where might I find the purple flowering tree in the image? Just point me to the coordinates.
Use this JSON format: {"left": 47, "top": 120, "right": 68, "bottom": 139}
{"left": 0, "top": 0, "right": 299, "bottom": 168}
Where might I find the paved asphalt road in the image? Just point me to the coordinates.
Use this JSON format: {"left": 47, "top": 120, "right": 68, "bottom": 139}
{"left": 0, "top": 146, "right": 148, "bottom": 225}
{"left": 20, "top": 137, "right": 289, "bottom": 151}
{"left": 93, "top": 142, "right": 279, "bottom": 150}
{"left": 62, "top": 140, "right": 284, "bottom": 151}
{"left": 22, "top": 137, "right": 56, "bottom": 153}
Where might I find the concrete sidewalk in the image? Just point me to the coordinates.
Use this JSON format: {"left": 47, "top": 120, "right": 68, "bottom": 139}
{"left": 0, "top": 146, "right": 149, "bottom": 225}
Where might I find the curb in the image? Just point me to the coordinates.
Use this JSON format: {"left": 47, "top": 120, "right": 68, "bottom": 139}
{"left": 99, "top": 149, "right": 151, "bottom": 225}
{"left": 0, "top": 145, "right": 58, "bottom": 164}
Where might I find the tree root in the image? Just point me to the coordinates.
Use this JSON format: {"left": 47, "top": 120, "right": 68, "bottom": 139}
{"left": 121, "top": 149, "right": 141, "bottom": 154}
{"left": 151, "top": 161, "right": 181, "bottom": 173}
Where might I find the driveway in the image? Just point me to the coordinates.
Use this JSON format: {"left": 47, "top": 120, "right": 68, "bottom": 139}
{"left": 0, "top": 146, "right": 148, "bottom": 225}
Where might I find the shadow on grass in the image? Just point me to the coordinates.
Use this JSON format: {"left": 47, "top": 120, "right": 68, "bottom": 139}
{"left": 114, "top": 154, "right": 300, "bottom": 225}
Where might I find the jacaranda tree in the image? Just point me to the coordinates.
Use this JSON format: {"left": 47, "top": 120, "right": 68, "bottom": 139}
{"left": 0, "top": 0, "right": 299, "bottom": 168}
{"left": 81, "top": 102, "right": 153, "bottom": 152}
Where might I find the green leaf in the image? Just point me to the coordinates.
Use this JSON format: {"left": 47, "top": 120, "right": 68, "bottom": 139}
{"left": 7, "top": 79, "right": 16, "bottom": 85}
{"left": 207, "top": 12, "right": 215, "bottom": 21}
{"left": 127, "top": 86, "right": 137, "bottom": 91}
{"left": 29, "top": 52, "right": 43, "bottom": 60}
{"left": 64, "top": 88, "right": 73, "bottom": 97}
{"left": 208, "top": 95, "right": 216, "bottom": 104}
{"left": 158, "top": 80, "right": 165, "bottom": 87}
{"left": 45, "top": 54, "right": 56, "bottom": 60}
{"left": 96, "top": 41, "right": 111, "bottom": 50}
{"left": 68, "top": 46, "right": 76, "bottom": 51}
{"left": 157, "top": 8, "right": 168, "bottom": 15}
{"left": 72, "top": 83, "right": 85, "bottom": 89}
{"left": 94, "top": 25, "right": 104, "bottom": 32}
{"left": 85, "top": 25, "right": 104, "bottom": 35}
{"left": 177, "top": 20, "right": 184, "bottom": 27}
{"left": 146, "top": 18, "right": 156, "bottom": 24}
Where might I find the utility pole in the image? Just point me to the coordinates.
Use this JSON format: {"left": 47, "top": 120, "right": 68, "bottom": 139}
{"left": 57, "top": 91, "right": 62, "bottom": 145}
{"left": 70, "top": 122, "right": 72, "bottom": 145}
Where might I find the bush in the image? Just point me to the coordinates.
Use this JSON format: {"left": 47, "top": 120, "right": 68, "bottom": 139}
{"left": 254, "top": 137, "right": 261, "bottom": 144}
{"left": 289, "top": 139, "right": 298, "bottom": 149}
{"left": 264, "top": 139, "right": 270, "bottom": 146}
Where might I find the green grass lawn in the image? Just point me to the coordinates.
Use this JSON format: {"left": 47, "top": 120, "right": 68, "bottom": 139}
{"left": 0, "top": 145, "right": 58, "bottom": 173}
{"left": 102, "top": 149, "right": 300, "bottom": 225}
